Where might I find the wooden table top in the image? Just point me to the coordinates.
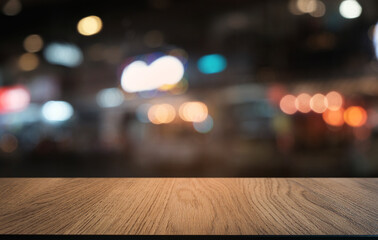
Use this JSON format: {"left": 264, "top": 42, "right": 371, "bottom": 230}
{"left": 0, "top": 178, "right": 377, "bottom": 235}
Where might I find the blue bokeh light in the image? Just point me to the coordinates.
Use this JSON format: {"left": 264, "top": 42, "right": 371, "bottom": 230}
{"left": 197, "top": 54, "right": 227, "bottom": 74}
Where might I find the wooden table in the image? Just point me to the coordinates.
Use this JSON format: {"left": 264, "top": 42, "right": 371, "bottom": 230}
{"left": 0, "top": 178, "right": 377, "bottom": 235}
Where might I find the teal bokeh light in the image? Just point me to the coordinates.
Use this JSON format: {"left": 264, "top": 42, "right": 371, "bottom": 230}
{"left": 197, "top": 54, "right": 227, "bottom": 74}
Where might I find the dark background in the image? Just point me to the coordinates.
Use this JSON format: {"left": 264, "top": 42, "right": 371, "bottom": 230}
{"left": 0, "top": 0, "right": 377, "bottom": 177}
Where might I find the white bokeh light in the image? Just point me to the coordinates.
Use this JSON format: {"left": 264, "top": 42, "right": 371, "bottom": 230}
{"left": 121, "top": 55, "right": 184, "bottom": 93}
{"left": 42, "top": 101, "right": 73, "bottom": 122}
{"left": 373, "top": 22, "right": 378, "bottom": 59}
{"left": 339, "top": 0, "right": 362, "bottom": 19}
{"left": 44, "top": 43, "right": 83, "bottom": 67}
{"left": 96, "top": 88, "right": 124, "bottom": 108}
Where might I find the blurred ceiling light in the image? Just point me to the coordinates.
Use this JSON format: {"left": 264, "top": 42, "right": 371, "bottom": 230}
{"left": 193, "top": 115, "right": 214, "bottom": 133}
{"left": 121, "top": 55, "right": 184, "bottom": 93}
{"left": 42, "top": 101, "right": 73, "bottom": 122}
{"left": 295, "top": 93, "right": 312, "bottom": 113}
{"left": 136, "top": 103, "right": 152, "bottom": 123}
{"left": 179, "top": 101, "right": 208, "bottom": 122}
{"left": 0, "top": 85, "right": 30, "bottom": 113}
{"left": 310, "top": 93, "right": 328, "bottom": 113}
{"left": 18, "top": 53, "right": 39, "bottom": 71}
{"left": 310, "top": 0, "right": 326, "bottom": 17}
{"left": 296, "top": 0, "right": 317, "bottom": 14}
{"left": 0, "top": 134, "right": 18, "bottom": 153}
{"left": 197, "top": 54, "right": 227, "bottom": 74}
{"left": 2, "top": 0, "right": 21, "bottom": 16}
{"left": 326, "top": 91, "right": 343, "bottom": 111}
{"left": 23, "top": 34, "right": 44, "bottom": 53}
{"left": 44, "top": 43, "right": 83, "bottom": 67}
{"left": 373, "top": 22, "right": 378, "bottom": 59}
{"left": 143, "top": 30, "right": 164, "bottom": 48}
{"left": 322, "top": 108, "right": 344, "bottom": 127}
{"left": 77, "top": 15, "right": 103, "bottom": 36}
{"left": 279, "top": 94, "right": 297, "bottom": 115}
{"left": 344, "top": 106, "right": 367, "bottom": 127}
{"left": 96, "top": 88, "right": 124, "bottom": 108}
{"left": 339, "top": 0, "right": 362, "bottom": 19}
{"left": 148, "top": 104, "right": 176, "bottom": 124}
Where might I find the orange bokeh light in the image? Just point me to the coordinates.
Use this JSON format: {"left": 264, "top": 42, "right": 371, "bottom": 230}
{"left": 279, "top": 95, "right": 297, "bottom": 115}
{"left": 310, "top": 93, "right": 328, "bottom": 113}
{"left": 179, "top": 101, "right": 208, "bottom": 122}
{"left": 344, "top": 106, "right": 367, "bottom": 127}
{"left": 322, "top": 108, "right": 344, "bottom": 127}
{"left": 326, "top": 91, "right": 343, "bottom": 111}
{"left": 148, "top": 104, "right": 176, "bottom": 124}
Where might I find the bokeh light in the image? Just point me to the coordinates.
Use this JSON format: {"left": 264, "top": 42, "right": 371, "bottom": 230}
{"left": 279, "top": 94, "right": 297, "bottom": 115}
{"left": 0, "top": 85, "right": 30, "bottom": 113}
{"left": 296, "top": 0, "right": 317, "bottom": 14}
{"left": 310, "top": 93, "right": 328, "bottom": 113}
{"left": 96, "top": 88, "right": 124, "bottom": 108}
{"left": 44, "top": 43, "right": 83, "bottom": 67}
{"left": 339, "top": 0, "right": 362, "bottom": 19}
{"left": 322, "top": 108, "right": 344, "bottom": 127}
{"left": 295, "top": 93, "right": 312, "bottom": 113}
{"left": 344, "top": 106, "right": 367, "bottom": 127}
{"left": 197, "top": 54, "right": 227, "bottom": 74}
{"left": 2, "top": 0, "right": 21, "bottom": 16}
{"left": 179, "top": 101, "right": 208, "bottom": 122}
{"left": 23, "top": 34, "right": 44, "bottom": 53}
{"left": 373, "top": 22, "right": 378, "bottom": 59}
{"left": 193, "top": 115, "right": 214, "bottom": 133}
{"left": 121, "top": 55, "right": 184, "bottom": 93}
{"left": 326, "top": 91, "right": 343, "bottom": 111}
{"left": 18, "top": 53, "right": 39, "bottom": 71}
{"left": 42, "top": 101, "right": 74, "bottom": 122}
{"left": 310, "top": 0, "right": 326, "bottom": 17}
{"left": 148, "top": 103, "right": 176, "bottom": 124}
{"left": 77, "top": 16, "right": 103, "bottom": 36}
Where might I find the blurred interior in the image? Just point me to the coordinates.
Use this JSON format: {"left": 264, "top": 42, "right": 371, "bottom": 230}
{"left": 0, "top": 0, "right": 377, "bottom": 177}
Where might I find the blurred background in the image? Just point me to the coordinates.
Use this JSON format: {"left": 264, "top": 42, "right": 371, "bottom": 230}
{"left": 0, "top": 0, "right": 377, "bottom": 177}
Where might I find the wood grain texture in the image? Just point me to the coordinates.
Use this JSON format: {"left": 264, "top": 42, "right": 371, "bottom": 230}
{"left": 0, "top": 178, "right": 377, "bottom": 235}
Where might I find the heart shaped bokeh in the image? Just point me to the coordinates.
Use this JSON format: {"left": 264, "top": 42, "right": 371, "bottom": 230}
{"left": 121, "top": 55, "right": 184, "bottom": 93}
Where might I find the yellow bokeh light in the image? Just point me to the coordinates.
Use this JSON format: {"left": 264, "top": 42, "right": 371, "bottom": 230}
{"left": 179, "top": 101, "right": 208, "bottom": 122}
{"left": 18, "top": 53, "right": 39, "bottom": 71}
{"left": 158, "top": 83, "right": 177, "bottom": 91}
{"left": 77, "top": 15, "right": 103, "bottom": 36}
{"left": 148, "top": 104, "right": 176, "bottom": 124}
{"left": 23, "top": 34, "right": 43, "bottom": 53}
